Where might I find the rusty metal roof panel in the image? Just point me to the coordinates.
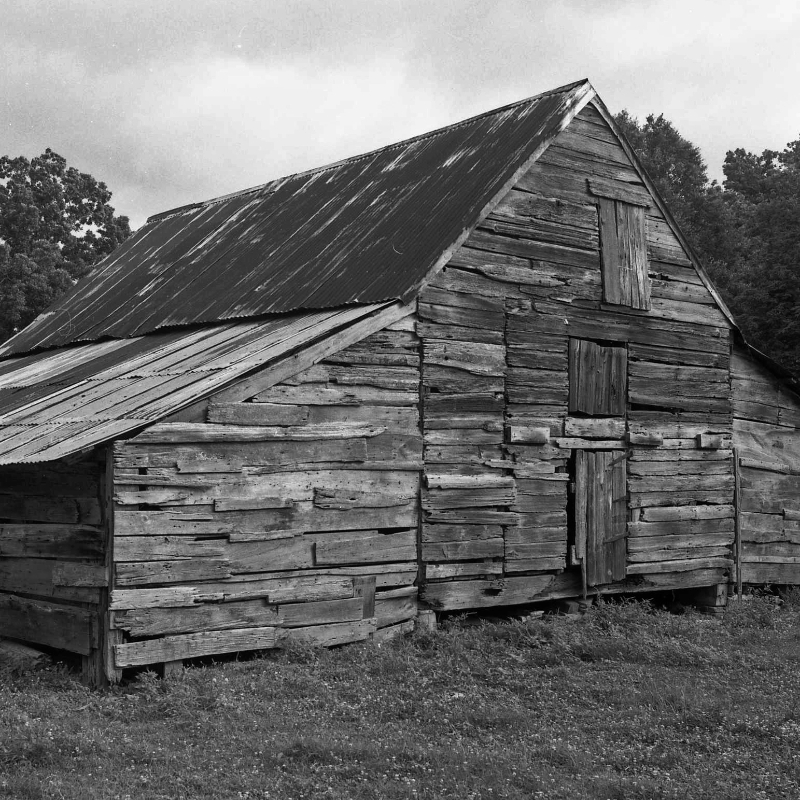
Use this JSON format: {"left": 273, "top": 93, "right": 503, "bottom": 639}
{"left": 1, "top": 80, "right": 593, "bottom": 356}
{"left": 0, "top": 303, "right": 391, "bottom": 464}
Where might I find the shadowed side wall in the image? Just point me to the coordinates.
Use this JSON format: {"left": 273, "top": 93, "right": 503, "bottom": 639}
{"left": 732, "top": 344, "right": 800, "bottom": 585}
{"left": 0, "top": 453, "right": 108, "bottom": 680}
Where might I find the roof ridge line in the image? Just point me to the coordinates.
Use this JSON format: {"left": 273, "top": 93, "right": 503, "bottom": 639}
{"left": 146, "top": 79, "right": 591, "bottom": 225}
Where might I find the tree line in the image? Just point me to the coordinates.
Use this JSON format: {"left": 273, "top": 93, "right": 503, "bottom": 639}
{"left": 615, "top": 111, "right": 800, "bottom": 373}
{"left": 1, "top": 122, "right": 800, "bottom": 371}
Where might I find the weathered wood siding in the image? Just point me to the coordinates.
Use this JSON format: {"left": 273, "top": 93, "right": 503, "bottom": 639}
{"left": 419, "top": 101, "right": 735, "bottom": 610}
{"left": 732, "top": 344, "right": 800, "bottom": 584}
{"left": 108, "top": 320, "right": 421, "bottom": 670}
{"left": 0, "top": 454, "right": 107, "bottom": 666}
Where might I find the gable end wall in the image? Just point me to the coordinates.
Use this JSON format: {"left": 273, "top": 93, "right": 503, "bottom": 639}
{"left": 417, "top": 101, "right": 735, "bottom": 610}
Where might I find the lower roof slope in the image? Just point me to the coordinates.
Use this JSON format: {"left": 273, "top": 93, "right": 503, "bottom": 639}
{"left": 0, "top": 304, "right": 390, "bottom": 464}
{"left": 0, "top": 80, "right": 594, "bottom": 356}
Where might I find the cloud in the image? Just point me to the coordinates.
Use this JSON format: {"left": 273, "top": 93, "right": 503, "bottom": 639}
{"left": 2, "top": 0, "right": 800, "bottom": 225}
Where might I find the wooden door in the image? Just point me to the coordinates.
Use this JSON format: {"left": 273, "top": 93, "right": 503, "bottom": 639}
{"left": 574, "top": 450, "right": 627, "bottom": 586}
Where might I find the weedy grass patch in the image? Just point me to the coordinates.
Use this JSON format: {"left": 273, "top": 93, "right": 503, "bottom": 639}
{"left": 1, "top": 596, "right": 799, "bottom": 799}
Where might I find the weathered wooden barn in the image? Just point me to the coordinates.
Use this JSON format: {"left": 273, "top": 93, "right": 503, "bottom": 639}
{"left": 1, "top": 78, "right": 799, "bottom": 685}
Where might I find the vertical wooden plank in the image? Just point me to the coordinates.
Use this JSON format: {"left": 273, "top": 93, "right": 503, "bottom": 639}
{"left": 81, "top": 452, "right": 109, "bottom": 688}
{"left": 598, "top": 199, "right": 621, "bottom": 305}
{"left": 585, "top": 452, "right": 599, "bottom": 586}
{"left": 105, "top": 446, "right": 123, "bottom": 685}
{"left": 609, "top": 346, "right": 627, "bottom": 416}
{"left": 615, "top": 201, "right": 633, "bottom": 306}
{"left": 353, "top": 575, "right": 377, "bottom": 620}
{"left": 629, "top": 205, "right": 650, "bottom": 310}
{"left": 569, "top": 339, "right": 580, "bottom": 412}
{"left": 574, "top": 451, "right": 588, "bottom": 597}
{"left": 596, "top": 345, "right": 610, "bottom": 415}
{"left": 609, "top": 454, "right": 627, "bottom": 581}
{"left": 599, "top": 452, "right": 613, "bottom": 584}
{"left": 734, "top": 450, "right": 742, "bottom": 599}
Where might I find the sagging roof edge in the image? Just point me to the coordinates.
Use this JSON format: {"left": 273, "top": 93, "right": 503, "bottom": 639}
{"left": 735, "top": 332, "right": 800, "bottom": 405}
{"left": 146, "top": 78, "right": 594, "bottom": 227}
{"left": 0, "top": 301, "right": 413, "bottom": 466}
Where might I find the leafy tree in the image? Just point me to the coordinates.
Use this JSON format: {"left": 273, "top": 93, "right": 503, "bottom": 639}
{"left": 615, "top": 110, "right": 800, "bottom": 372}
{"left": 0, "top": 149, "right": 130, "bottom": 341}
{"left": 721, "top": 140, "right": 800, "bottom": 370}
{"left": 614, "top": 111, "right": 709, "bottom": 241}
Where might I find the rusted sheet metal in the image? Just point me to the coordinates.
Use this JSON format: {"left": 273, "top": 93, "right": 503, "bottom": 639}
{"left": 1, "top": 80, "right": 593, "bottom": 356}
{"left": 0, "top": 304, "right": 388, "bottom": 464}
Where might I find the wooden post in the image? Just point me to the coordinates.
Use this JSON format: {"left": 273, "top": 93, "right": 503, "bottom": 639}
{"left": 734, "top": 448, "right": 743, "bottom": 600}
{"left": 104, "top": 445, "right": 123, "bottom": 686}
{"left": 82, "top": 448, "right": 115, "bottom": 688}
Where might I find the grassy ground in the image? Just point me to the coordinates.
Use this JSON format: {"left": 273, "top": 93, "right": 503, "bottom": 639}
{"left": 1, "top": 595, "right": 800, "bottom": 800}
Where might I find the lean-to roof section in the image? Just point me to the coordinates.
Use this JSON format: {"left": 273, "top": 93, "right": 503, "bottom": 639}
{"left": 1, "top": 80, "right": 594, "bottom": 356}
{"left": 0, "top": 304, "right": 395, "bottom": 464}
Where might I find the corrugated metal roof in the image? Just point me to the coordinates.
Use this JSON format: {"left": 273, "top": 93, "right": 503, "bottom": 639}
{"left": 0, "top": 304, "right": 389, "bottom": 464}
{"left": 0, "top": 79, "right": 594, "bottom": 356}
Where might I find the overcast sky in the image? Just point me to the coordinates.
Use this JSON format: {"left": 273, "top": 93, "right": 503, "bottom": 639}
{"left": 3, "top": 0, "right": 799, "bottom": 230}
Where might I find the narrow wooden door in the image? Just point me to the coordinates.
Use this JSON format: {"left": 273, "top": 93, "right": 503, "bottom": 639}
{"left": 574, "top": 451, "right": 627, "bottom": 586}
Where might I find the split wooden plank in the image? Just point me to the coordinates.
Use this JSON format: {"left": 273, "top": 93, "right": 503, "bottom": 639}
{"left": 128, "top": 421, "right": 389, "bottom": 443}
{"left": 0, "top": 594, "right": 94, "bottom": 655}
{"left": 422, "top": 574, "right": 555, "bottom": 611}
{"left": 114, "top": 626, "right": 279, "bottom": 668}
{"left": 114, "top": 559, "right": 232, "bottom": 587}
{"left": 207, "top": 403, "right": 310, "bottom": 426}
{"left": 110, "top": 587, "right": 224, "bottom": 610}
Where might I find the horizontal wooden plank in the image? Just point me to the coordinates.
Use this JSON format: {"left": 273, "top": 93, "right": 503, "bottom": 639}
{"left": 110, "top": 586, "right": 224, "bottom": 610}
{"left": 129, "top": 421, "right": 389, "bottom": 444}
{"left": 503, "top": 557, "right": 566, "bottom": 573}
{"left": 112, "top": 600, "right": 280, "bottom": 637}
{"left": 741, "top": 562, "right": 800, "bottom": 583}
{"left": 207, "top": 402, "right": 310, "bottom": 426}
{"left": 587, "top": 176, "right": 650, "bottom": 206}
{"left": 421, "top": 538, "right": 504, "bottom": 561}
{"left": 423, "top": 486, "right": 516, "bottom": 509}
{"left": 640, "top": 505, "right": 735, "bottom": 522}
{"left": 564, "top": 418, "right": 626, "bottom": 439}
{"left": 628, "top": 533, "right": 733, "bottom": 552}
{"left": 277, "top": 597, "right": 365, "bottom": 628}
{"left": 114, "top": 626, "right": 279, "bottom": 667}
{"left": 630, "top": 490, "right": 733, "bottom": 508}
{"left": 425, "top": 474, "right": 514, "bottom": 490}
{"left": 278, "top": 619, "right": 377, "bottom": 648}
{"left": 422, "top": 574, "right": 555, "bottom": 611}
{"left": 0, "top": 524, "right": 104, "bottom": 559}
{"left": 0, "top": 594, "right": 93, "bottom": 655}
{"left": 626, "top": 557, "right": 733, "bottom": 574}
{"left": 628, "top": 546, "right": 731, "bottom": 563}
{"left": 0, "top": 558, "right": 101, "bottom": 603}
{"left": 114, "top": 559, "right": 231, "bottom": 587}
{"left": 315, "top": 530, "right": 416, "bottom": 566}
{"left": 425, "top": 562, "right": 503, "bottom": 579}
{"left": 628, "top": 518, "right": 734, "bottom": 537}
